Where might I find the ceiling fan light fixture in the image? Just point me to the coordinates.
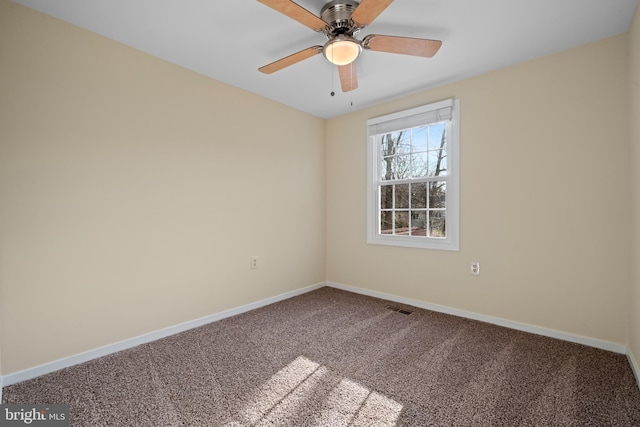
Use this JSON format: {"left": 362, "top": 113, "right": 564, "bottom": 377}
{"left": 323, "top": 36, "right": 362, "bottom": 65}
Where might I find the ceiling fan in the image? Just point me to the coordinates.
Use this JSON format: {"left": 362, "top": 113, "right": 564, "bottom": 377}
{"left": 257, "top": 0, "right": 442, "bottom": 92}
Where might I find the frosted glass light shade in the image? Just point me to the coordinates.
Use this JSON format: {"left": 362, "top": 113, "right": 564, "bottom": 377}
{"left": 323, "top": 37, "right": 362, "bottom": 65}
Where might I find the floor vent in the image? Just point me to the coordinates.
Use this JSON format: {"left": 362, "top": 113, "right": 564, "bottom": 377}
{"left": 386, "top": 306, "right": 413, "bottom": 315}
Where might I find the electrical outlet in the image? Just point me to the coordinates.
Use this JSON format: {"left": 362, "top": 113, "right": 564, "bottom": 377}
{"left": 470, "top": 262, "right": 480, "bottom": 275}
{"left": 251, "top": 256, "right": 258, "bottom": 269}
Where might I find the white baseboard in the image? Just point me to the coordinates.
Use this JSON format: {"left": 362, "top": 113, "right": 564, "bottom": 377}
{"left": 629, "top": 349, "right": 640, "bottom": 389}
{"left": 1, "top": 282, "right": 325, "bottom": 388}
{"left": 327, "top": 281, "right": 627, "bottom": 355}
{"left": 1, "top": 280, "right": 632, "bottom": 393}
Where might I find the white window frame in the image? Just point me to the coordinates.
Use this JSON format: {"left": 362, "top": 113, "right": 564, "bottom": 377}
{"left": 366, "top": 98, "right": 460, "bottom": 251}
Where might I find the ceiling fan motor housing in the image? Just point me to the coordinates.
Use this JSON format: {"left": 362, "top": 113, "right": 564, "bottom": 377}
{"left": 321, "top": 0, "right": 360, "bottom": 35}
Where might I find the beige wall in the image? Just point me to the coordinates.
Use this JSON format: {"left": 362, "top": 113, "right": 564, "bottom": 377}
{"left": 1, "top": 0, "right": 637, "bottom": 380}
{"left": 0, "top": 0, "right": 326, "bottom": 374}
{"left": 630, "top": 4, "right": 640, "bottom": 376}
{"left": 327, "top": 34, "right": 631, "bottom": 345}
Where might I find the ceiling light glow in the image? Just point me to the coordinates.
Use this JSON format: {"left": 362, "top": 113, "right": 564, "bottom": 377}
{"left": 323, "top": 37, "right": 362, "bottom": 65}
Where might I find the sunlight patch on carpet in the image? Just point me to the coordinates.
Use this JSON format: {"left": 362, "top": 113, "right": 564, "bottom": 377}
{"left": 230, "top": 355, "right": 403, "bottom": 426}
{"left": 318, "top": 377, "right": 403, "bottom": 425}
{"left": 235, "top": 355, "right": 322, "bottom": 425}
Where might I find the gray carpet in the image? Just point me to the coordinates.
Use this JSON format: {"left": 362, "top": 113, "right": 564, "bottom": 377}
{"left": 3, "top": 287, "right": 640, "bottom": 426}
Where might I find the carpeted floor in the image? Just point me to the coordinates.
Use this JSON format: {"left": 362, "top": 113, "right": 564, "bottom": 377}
{"left": 3, "top": 287, "right": 640, "bottom": 426}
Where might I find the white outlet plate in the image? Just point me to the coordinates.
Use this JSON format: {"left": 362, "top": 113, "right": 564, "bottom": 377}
{"left": 251, "top": 256, "right": 258, "bottom": 269}
{"left": 470, "top": 262, "right": 480, "bottom": 275}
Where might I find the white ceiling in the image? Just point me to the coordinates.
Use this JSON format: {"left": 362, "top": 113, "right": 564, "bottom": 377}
{"left": 15, "top": 0, "right": 639, "bottom": 119}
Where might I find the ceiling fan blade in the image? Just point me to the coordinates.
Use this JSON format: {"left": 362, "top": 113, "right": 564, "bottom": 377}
{"left": 257, "top": 0, "right": 327, "bottom": 31}
{"left": 338, "top": 63, "right": 358, "bottom": 92}
{"left": 363, "top": 34, "right": 442, "bottom": 58}
{"left": 351, "top": 0, "right": 394, "bottom": 26}
{"left": 259, "top": 46, "right": 323, "bottom": 74}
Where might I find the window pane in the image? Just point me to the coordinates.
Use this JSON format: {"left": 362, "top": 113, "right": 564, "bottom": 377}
{"left": 411, "top": 182, "right": 427, "bottom": 208}
{"left": 395, "top": 211, "right": 410, "bottom": 235}
{"left": 395, "top": 184, "right": 409, "bottom": 208}
{"left": 380, "top": 211, "right": 393, "bottom": 234}
{"left": 380, "top": 185, "right": 393, "bottom": 209}
{"left": 381, "top": 157, "right": 390, "bottom": 180}
{"left": 397, "top": 131, "right": 411, "bottom": 155}
{"left": 394, "top": 154, "right": 411, "bottom": 180}
{"left": 410, "top": 152, "right": 428, "bottom": 178}
{"left": 428, "top": 149, "right": 447, "bottom": 176}
{"left": 428, "top": 124, "right": 446, "bottom": 150}
{"left": 411, "top": 211, "right": 427, "bottom": 236}
{"left": 429, "top": 210, "right": 446, "bottom": 237}
{"left": 429, "top": 181, "right": 446, "bottom": 208}
{"left": 411, "top": 127, "right": 428, "bottom": 152}
{"left": 382, "top": 156, "right": 400, "bottom": 180}
{"left": 381, "top": 133, "right": 400, "bottom": 157}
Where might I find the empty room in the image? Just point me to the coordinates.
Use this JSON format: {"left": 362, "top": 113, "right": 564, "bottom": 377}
{"left": 1, "top": 0, "right": 640, "bottom": 425}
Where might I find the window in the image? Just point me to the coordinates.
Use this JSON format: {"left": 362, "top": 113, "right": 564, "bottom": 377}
{"left": 367, "top": 99, "right": 459, "bottom": 250}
